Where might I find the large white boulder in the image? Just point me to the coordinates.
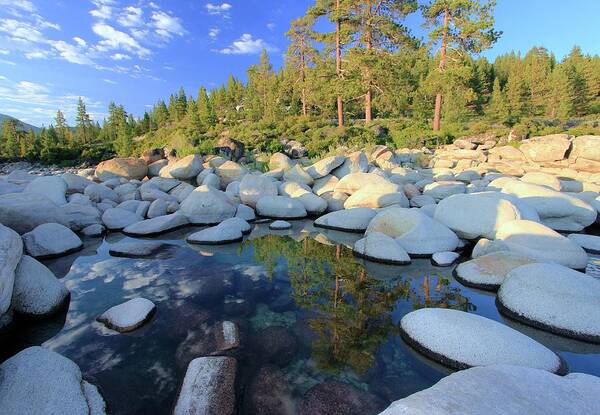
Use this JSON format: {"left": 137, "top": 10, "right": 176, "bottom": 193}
{"left": 0, "top": 346, "right": 106, "bottom": 415}
{"left": 123, "top": 213, "right": 189, "bottom": 236}
{"left": 256, "top": 196, "right": 307, "bottom": 219}
{"left": 434, "top": 193, "right": 522, "bottom": 239}
{"left": 332, "top": 151, "right": 368, "bottom": 178}
{"left": 501, "top": 180, "right": 596, "bottom": 231}
{"left": 423, "top": 181, "right": 466, "bottom": 201}
{"left": 498, "top": 263, "right": 600, "bottom": 343}
{"left": 0, "top": 193, "right": 71, "bottom": 234}
{"left": 97, "top": 298, "right": 156, "bottom": 332}
{"left": 353, "top": 232, "right": 411, "bottom": 265}
{"left": 169, "top": 154, "right": 202, "bottom": 179}
{"left": 22, "top": 223, "right": 82, "bottom": 259}
{"left": 0, "top": 224, "right": 23, "bottom": 316}
{"left": 294, "top": 192, "right": 327, "bottom": 215}
{"left": 102, "top": 208, "right": 142, "bottom": 230}
{"left": 496, "top": 220, "right": 588, "bottom": 269}
{"left": 314, "top": 208, "right": 377, "bottom": 233}
{"left": 334, "top": 173, "right": 389, "bottom": 195}
{"left": 187, "top": 221, "right": 244, "bottom": 245}
{"left": 23, "top": 176, "right": 67, "bottom": 205}
{"left": 344, "top": 182, "right": 409, "bottom": 209}
{"left": 173, "top": 357, "right": 237, "bottom": 415}
{"left": 401, "top": 308, "right": 563, "bottom": 373}
{"left": 568, "top": 233, "right": 600, "bottom": 254}
{"left": 84, "top": 183, "right": 119, "bottom": 203}
{"left": 12, "top": 255, "right": 69, "bottom": 317}
{"left": 215, "top": 160, "right": 248, "bottom": 187}
{"left": 61, "top": 172, "right": 92, "bottom": 193}
{"left": 455, "top": 251, "right": 537, "bottom": 291}
{"left": 306, "top": 156, "right": 345, "bottom": 179}
{"left": 312, "top": 175, "right": 339, "bottom": 196}
{"left": 239, "top": 174, "right": 278, "bottom": 208}
{"left": 379, "top": 364, "right": 600, "bottom": 415}
{"left": 367, "top": 208, "right": 459, "bottom": 256}
{"left": 283, "top": 164, "right": 314, "bottom": 186}
{"left": 180, "top": 185, "right": 236, "bottom": 225}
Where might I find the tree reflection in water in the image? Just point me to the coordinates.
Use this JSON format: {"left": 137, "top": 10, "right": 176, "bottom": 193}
{"left": 243, "top": 235, "right": 473, "bottom": 376}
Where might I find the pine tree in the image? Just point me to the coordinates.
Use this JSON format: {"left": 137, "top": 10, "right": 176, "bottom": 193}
{"left": 422, "top": 0, "right": 501, "bottom": 131}
{"left": 197, "top": 86, "right": 217, "bottom": 127}
{"left": 75, "top": 97, "right": 93, "bottom": 145}
{"left": 286, "top": 14, "right": 318, "bottom": 117}
{"left": 154, "top": 100, "right": 170, "bottom": 127}
{"left": 488, "top": 77, "right": 510, "bottom": 123}
{"left": 505, "top": 68, "right": 531, "bottom": 121}
{"left": 113, "top": 114, "right": 133, "bottom": 157}
{"left": 1, "top": 119, "right": 21, "bottom": 158}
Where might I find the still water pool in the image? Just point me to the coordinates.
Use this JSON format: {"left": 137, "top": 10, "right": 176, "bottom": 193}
{"left": 2, "top": 220, "right": 600, "bottom": 414}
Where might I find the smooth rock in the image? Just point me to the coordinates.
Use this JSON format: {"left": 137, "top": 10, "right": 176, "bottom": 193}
{"left": 298, "top": 381, "right": 385, "bottom": 415}
{"left": 109, "top": 240, "right": 170, "bottom": 257}
{"left": 400, "top": 308, "right": 563, "bottom": 373}
{"left": 22, "top": 223, "right": 82, "bottom": 259}
{"left": 353, "top": 232, "right": 411, "bottom": 265}
{"left": 0, "top": 224, "right": 23, "bottom": 315}
{"left": 423, "top": 181, "right": 466, "bottom": 201}
{"left": 497, "top": 263, "right": 600, "bottom": 343}
{"left": 96, "top": 157, "right": 148, "bottom": 181}
{"left": 102, "top": 208, "right": 142, "bottom": 231}
{"left": 239, "top": 174, "right": 278, "bottom": 208}
{"left": 169, "top": 155, "right": 203, "bottom": 179}
{"left": 496, "top": 220, "right": 588, "bottom": 269}
{"left": 0, "top": 347, "right": 106, "bottom": 415}
{"left": 431, "top": 251, "right": 459, "bottom": 267}
{"left": 23, "top": 176, "right": 67, "bottom": 205}
{"left": 567, "top": 233, "right": 600, "bottom": 254}
{"left": 332, "top": 151, "right": 369, "bottom": 178}
{"left": 12, "top": 255, "right": 69, "bottom": 317}
{"left": 97, "top": 298, "right": 156, "bottom": 332}
{"left": 0, "top": 193, "right": 71, "bottom": 234}
{"left": 306, "top": 156, "right": 345, "bottom": 179}
{"left": 314, "top": 208, "right": 377, "bottom": 233}
{"left": 180, "top": 186, "right": 237, "bottom": 225}
{"left": 187, "top": 223, "right": 244, "bottom": 245}
{"left": 379, "top": 364, "right": 600, "bottom": 415}
{"left": 283, "top": 164, "right": 314, "bottom": 186}
{"left": 367, "top": 208, "right": 459, "bottom": 256}
{"left": 455, "top": 251, "right": 537, "bottom": 291}
{"left": 270, "top": 220, "right": 291, "bottom": 230}
{"left": 256, "top": 196, "right": 307, "bottom": 219}
{"left": 81, "top": 224, "right": 105, "bottom": 237}
{"left": 334, "top": 172, "right": 390, "bottom": 195}
{"left": 173, "top": 356, "right": 236, "bottom": 415}
{"left": 123, "top": 213, "right": 189, "bottom": 236}
{"left": 344, "top": 182, "right": 409, "bottom": 209}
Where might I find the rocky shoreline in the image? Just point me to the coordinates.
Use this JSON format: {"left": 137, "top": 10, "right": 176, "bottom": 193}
{"left": 1, "top": 132, "right": 600, "bottom": 413}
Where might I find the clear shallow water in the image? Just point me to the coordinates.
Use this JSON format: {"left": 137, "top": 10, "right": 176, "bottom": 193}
{"left": 1, "top": 220, "right": 600, "bottom": 414}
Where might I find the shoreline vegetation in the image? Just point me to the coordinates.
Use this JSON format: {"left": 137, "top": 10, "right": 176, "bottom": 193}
{"left": 0, "top": 0, "right": 599, "bottom": 167}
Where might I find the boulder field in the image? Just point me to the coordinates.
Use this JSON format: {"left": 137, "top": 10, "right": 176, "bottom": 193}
{"left": 1, "top": 132, "right": 600, "bottom": 414}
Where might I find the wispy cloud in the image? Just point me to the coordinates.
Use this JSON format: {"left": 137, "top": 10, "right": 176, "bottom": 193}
{"left": 206, "top": 2, "right": 232, "bottom": 18}
{"left": 151, "top": 10, "right": 185, "bottom": 39}
{"left": 103, "top": 78, "right": 117, "bottom": 84}
{"left": 217, "top": 34, "right": 277, "bottom": 55}
{"left": 208, "top": 27, "right": 220, "bottom": 40}
{"left": 93, "top": 23, "right": 150, "bottom": 59}
{"left": 0, "top": 0, "right": 37, "bottom": 13}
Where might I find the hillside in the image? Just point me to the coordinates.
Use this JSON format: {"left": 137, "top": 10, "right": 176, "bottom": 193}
{"left": 0, "top": 113, "right": 41, "bottom": 133}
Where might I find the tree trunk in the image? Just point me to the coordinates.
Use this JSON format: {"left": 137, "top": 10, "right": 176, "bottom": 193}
{"left": 365, "top": 33, "right": 373, "bottom": 124}
{"left": 433, "top": 7, "right": 450, "bottom": 132}
{"left": 336, "top": 0, "right": 344, "bottom": 128}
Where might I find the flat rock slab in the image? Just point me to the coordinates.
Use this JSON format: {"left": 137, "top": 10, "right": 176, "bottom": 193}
{"left": 431, "top": 251, "right": 459, "bottom": 267}
{"left": 497, "top": 263, "right": 600, "bottom": 343}
{"left": 455, "top": 251, "right": 537, "bottom": 291}
{"left": 187, "top": 223, "right": 243, "bottom": 245}
{"left": 173, "top": 356, "right": 237, "bottom": 415}
{"left": 400, "top": 308, "right": 564, "bottom": 374}
{"left": 568, "top": 233, "right": 600, "bottom": 254}
{"left": 97, "top": 298, "right": 156, "bottom": 333}
{"left": 0, "top": 346, "right": 106, "bottom": 415}
{"left": 22, "top": 223, "right": 83, "bottom": 259}
{"left": 123, "top": 213, "right": 189, "bottom": 236}
{"left": 109, "top": 240, "right": 171, "bottom": 258}
{"left": 379, "top": 364, "right": 600, "bottom": 415}
{"left": 353, "top": 232, "right": 411, "bottom": 265}
{"left": 269, "top": 220, "right": 291, "bottom": 230}
{"left": 313, "top": 207, "right": 376, "bottom": 233}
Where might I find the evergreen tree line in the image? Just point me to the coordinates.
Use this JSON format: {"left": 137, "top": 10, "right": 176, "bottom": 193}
{"left": 2, "top": 0, "right": 599, "bottom": 163}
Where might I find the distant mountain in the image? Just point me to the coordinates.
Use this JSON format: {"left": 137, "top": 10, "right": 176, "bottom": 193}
{"left": 0, "top": 113, "right": 42, "bottom": 133}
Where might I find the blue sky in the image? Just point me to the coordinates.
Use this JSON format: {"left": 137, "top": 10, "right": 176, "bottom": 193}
{"left": 0, "top": 0, "right": 599, "bottom": 127}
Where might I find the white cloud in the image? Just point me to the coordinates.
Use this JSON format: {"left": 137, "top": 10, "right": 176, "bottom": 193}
{"left": 0, "top": 49, "right": 9, "bottom": 55}
{"left": 118, "top": 6, "right": 143, "bottom": 28}
{"left": 110, "top": 53, "right": 131, "bottom": 61}
{"left": 0, "top": 19, "right": 46, "bottom": 43}
{"left": 90, "top": 0, "right": 114, "bottom": 20}
{"left": 49, "top": 40, "right": 94, "bottom": 65}
{"left": 0, "top": 59, "right": 17, "bottom": 65}
{"left": 218, "top": 34, "right": 277, "bottom": 55}
{"left": 206, "top": 2, "right": 232, "bottom": 17}
{"left": 0, "top": 0, "right": 36, "bottom": 13}
{"left": 151, "top": 10, "right": 185, "bottom": 39}
{"left": 93, "top": 23, "right": 150, "bottom": 58}
{"left": 103, "top": 79, "right": 117, "bottom": 84}
{"left": 73, "top": 37, "right": 87, "bottom": 47}
{"left": 25, "top": 50, "right": 49, "bottom": 59}
{"left": 208, "top": 27, "right": 220, "bottom": 39}
{"left": 267, "top": 22, "right": 276, "bottom": 31}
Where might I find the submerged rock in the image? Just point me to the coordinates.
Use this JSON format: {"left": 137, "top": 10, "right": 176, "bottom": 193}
{"left": 253, "top": 325, "right": 298, "bottom": 367}
{"left": 379, "top": 364, "right": 600, "bottom": 415}
{"left": 173, "top": 356, "right": 237, "bottom": 415}
{"left": 298, "top": 381, "right": 386, "bottom": 415}
{"left": 244, "top": 366, "right": 295, "bottom": 415}
{"left": 0, "top": 346, "right": 106, "bottom": 415}
{"left": 400, "top": 308, "right": 564, "bottom": 373}
{"left": 270, "top": 220, "right": 292, "bottom": 230}
{"left": 455, "top": 251, "right": 537, "bottom": 291}
{"left": 109, "top": 240, "right": 171, "bottom": 257}
{"left": 97, "top": 297, "right": 156, "bottom": 332}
